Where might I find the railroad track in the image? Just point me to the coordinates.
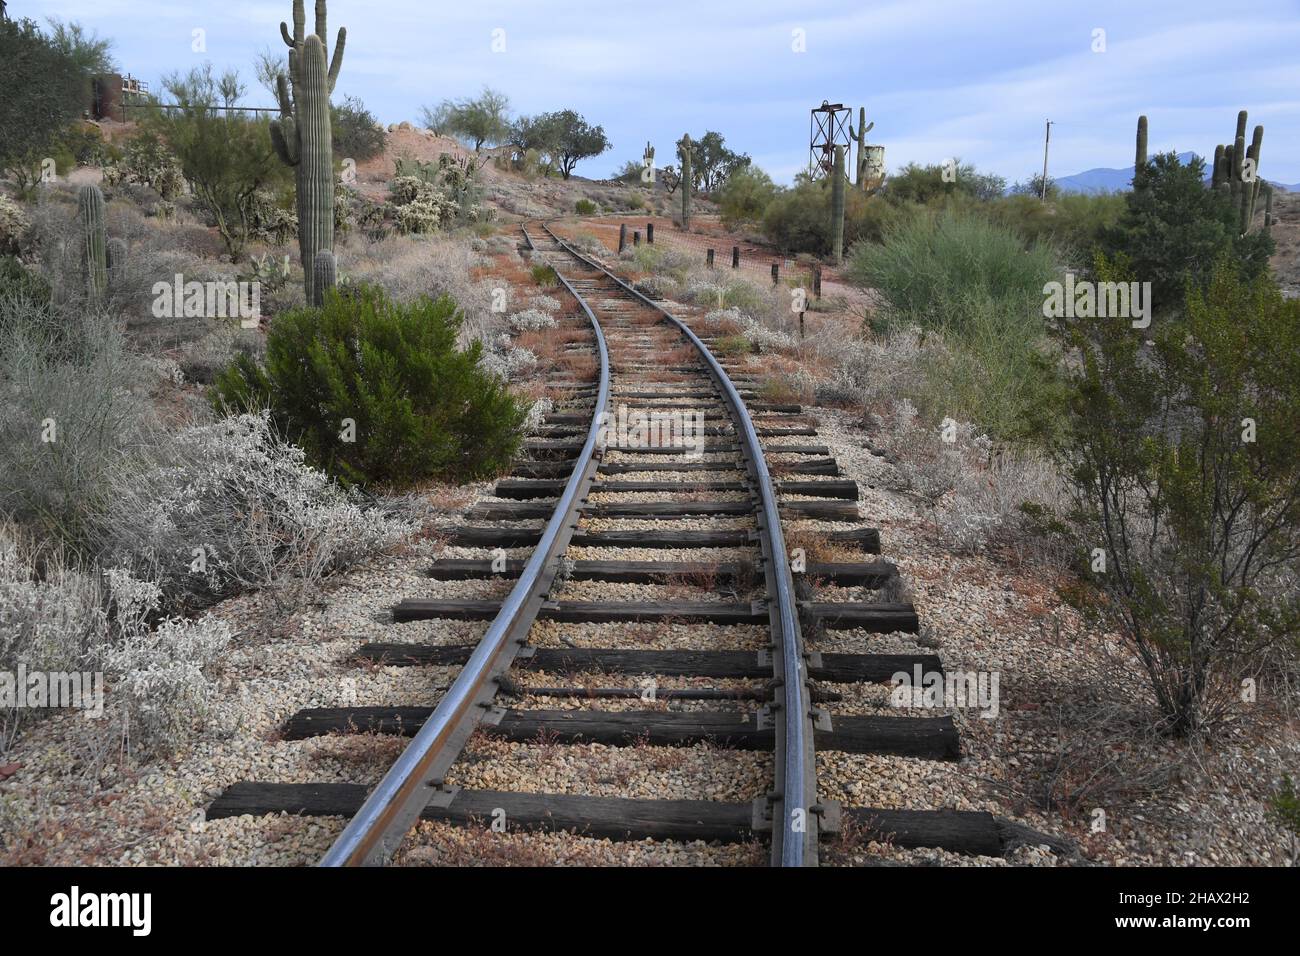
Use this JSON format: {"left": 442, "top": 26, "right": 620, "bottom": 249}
{"left": 208, "top": 222, "right": 1018, "bottom": 866}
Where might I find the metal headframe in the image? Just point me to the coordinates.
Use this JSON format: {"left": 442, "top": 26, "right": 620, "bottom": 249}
{"left": 809, "top": 101, "right": 851, "bottom": 179}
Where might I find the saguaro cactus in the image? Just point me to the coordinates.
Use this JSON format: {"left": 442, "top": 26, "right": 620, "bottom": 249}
{"left": 79, "top": 184, "right": 108, "bottom": 304}
{"left": 830, "top": 145, "right": 846, "bottom": 263}
{"left": 680, "top": 134, "right": 693, "bottom": 230}
{"left": 1134, "top": 115, "right": 1148, "bottom": 183}
{"left": 850, "top": 106, "right": 875, "bottom": 190}
{"left": 312, "top": 250, "right": 337, "bottom": 304}
{"left": 271, "top": 0, "right": 346, "bottom": 307}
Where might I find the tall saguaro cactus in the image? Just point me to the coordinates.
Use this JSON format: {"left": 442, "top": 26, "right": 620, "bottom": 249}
{"left": 849, "top": 106, "right": 874, "bottom": 190}
{"left": 79, "top": 184, "right": 108, "bottom": 305}
{"left": 271, "top": 0, "right": 346, "bottom": 307}
{"left": 830, "top": 146, "right": 846, "bottom": 264}
{"left": 1134, "top": 115, "right": 1148, "bottom": 183}
{"left": 680, "top": 134, "right": 693, "bottom": 231}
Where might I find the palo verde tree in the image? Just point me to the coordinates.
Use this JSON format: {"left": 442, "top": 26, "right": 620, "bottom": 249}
{"left": 150, "top": 66, "right": 287, "bottom": 259}
{"left": 1052, "top": 255, "right": 1300, "bottom": 736}
{"left": 436, "top": 87, "right": 511, "bottom": 152}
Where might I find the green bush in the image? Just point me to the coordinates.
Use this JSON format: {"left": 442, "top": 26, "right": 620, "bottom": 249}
{"left": 0, "top": 256, "right": 51, "bottom": 305}
{"left": 718, "top": 165, "right": 779, "bottom": 229}
{"left": 761, "top": 177, "right": 904, "bottom": 255}
{"left": 847, "top": 210, "right": 1064, "bottom": 442}
{"left": 530, "top": 263, "right": 559, "bottom": 287}
{"left": 988, "top": 193, "right": 1124, "bottom": 264}
{"left": 1097, "top": 152, "right": 1274, "bottom": 316}
{"left": 574, "top": 198, "right": 597, "bottom": 215}
{"left": 848, "top": 209, "right": 1056, "bottom": 336}
{"left": 1052, "top": 257, "right": 1300, "bottom": 736}
{"left": 883, "top": 161, "right": 1006, "bottom": 204}
{"left": 211, "top": 285, "right": 526, "bottom": 487}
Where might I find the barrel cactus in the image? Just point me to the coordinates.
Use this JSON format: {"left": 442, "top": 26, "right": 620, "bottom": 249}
{"left": 271, "top": 0, "right": 346, "bottom": 307}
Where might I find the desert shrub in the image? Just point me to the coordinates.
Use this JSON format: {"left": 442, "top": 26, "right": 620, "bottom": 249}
{"left": 848, "top": 209, "right": 1056, "bottom": 335}
{"left": 0, "top": 296, "right": 152, "bottom": 547}
{"left": 846, "top": 211, "right": 1063, "bottom": 441}
{"left": 97, "top": 413, "right": 413, "bottom": 611}
{"left": 0, "top": 522, "right": 106, "bottom": 750}
{"left": 345, "top": 234, "right": 497, "bottom": 346}
{"left": 529, "top": 294, "right": 561, "bottom": 313}
{"left": 574, "top": 198, "right": 597, "bottom": 215}
{"left": 718, "top": 165, "right": 779, "bottom": 229}
{"left": 883, "top": 161, "right": 1006, "bottom": 205}
{"left": 0, "top": 195, "right": 32, "bottom": 257}
{"left": 530, "top": 263, "right": 559, "bottom": 288}
{"left": 989, "top": 192, "right": 1123, "bottom": 264}
{"left": 479, "top": 343, "right": 538, "bottom": 382}
{"left": 0, "top": 256, "right": 49, "bottom": 303}
{"left": 98, "top": 568, "right": 230, "bottom": 758}
{"left": 1052, "top": 258, "right": 1300, "bottom": 736}
{"left": 211, "top": 285, "right": 526, "bottom": 487}
{"left": 508, "top": 308, "right": 557, "bottom": 332}
{"left": 762, "top": 178, "right": 905, "bottom": 255}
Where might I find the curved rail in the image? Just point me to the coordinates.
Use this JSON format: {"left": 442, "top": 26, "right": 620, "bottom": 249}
{"left": 540, "top": 223, "right": 819, "bottom": 866}
{"left": 319, "top": 226, "right": 611, "bottom": 866}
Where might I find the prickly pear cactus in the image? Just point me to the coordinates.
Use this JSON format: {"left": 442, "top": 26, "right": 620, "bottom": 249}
{"left": 271, "top": 0, "right": 346, "bottom": 307}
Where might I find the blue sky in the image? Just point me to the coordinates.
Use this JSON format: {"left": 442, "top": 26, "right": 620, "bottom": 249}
{"left": 21, "top": 0, "right": 1300, "bottom": 186}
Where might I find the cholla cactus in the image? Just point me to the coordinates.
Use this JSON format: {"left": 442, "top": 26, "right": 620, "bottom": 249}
{"left": 270, "top": 0, "right": 346, "bottom": 307}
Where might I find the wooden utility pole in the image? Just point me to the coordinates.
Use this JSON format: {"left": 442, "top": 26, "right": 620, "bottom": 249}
{"left": 1040, "top": 120, "right": 1054, "bottom": 200}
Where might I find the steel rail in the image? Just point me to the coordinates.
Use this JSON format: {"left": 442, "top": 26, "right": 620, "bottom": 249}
{"left": 540, "top": 223, "right": 819, "bottom": 866}
{"left": 319, "top": 226, "right": 611, "bottom": 866}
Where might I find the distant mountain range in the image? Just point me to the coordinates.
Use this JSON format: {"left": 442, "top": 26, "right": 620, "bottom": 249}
{"left": 1039, "top": 152, "right": 1298, "bottom": 195}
